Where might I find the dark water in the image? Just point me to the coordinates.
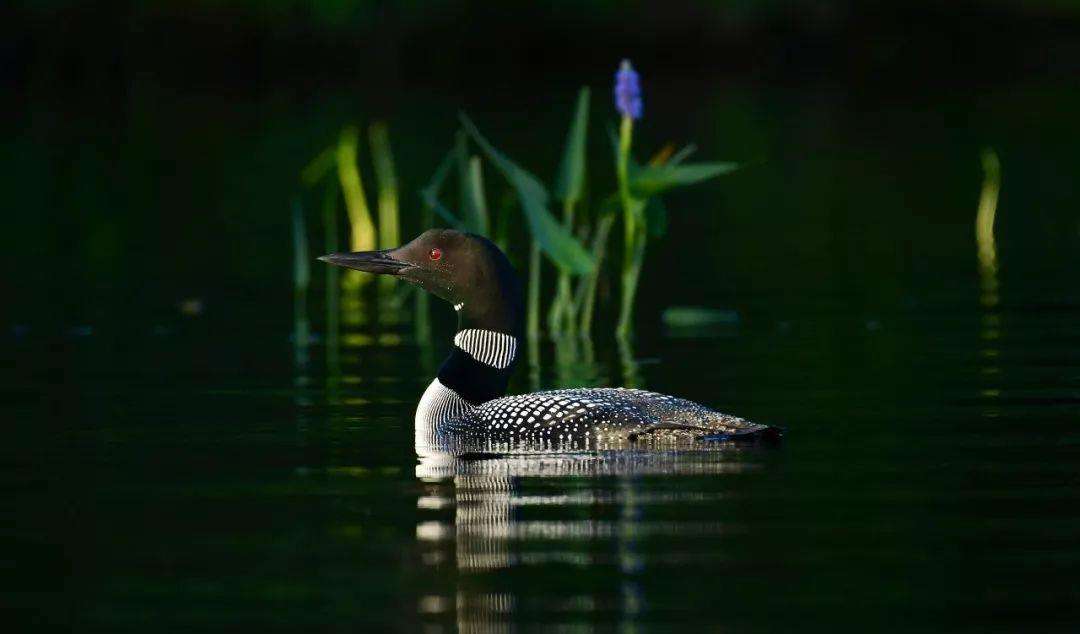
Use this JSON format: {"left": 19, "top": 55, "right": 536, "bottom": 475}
{"left": 6, "top": 80, "right": 1080, "bottom": 630}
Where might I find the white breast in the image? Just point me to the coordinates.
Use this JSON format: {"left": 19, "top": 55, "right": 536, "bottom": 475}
{"left": 415, "top": 378, "right": 475, "bottom": 449}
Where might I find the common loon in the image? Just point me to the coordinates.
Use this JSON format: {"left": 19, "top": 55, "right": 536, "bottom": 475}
{"left": 320, "top": 229, "right": 781, "bottom": 453}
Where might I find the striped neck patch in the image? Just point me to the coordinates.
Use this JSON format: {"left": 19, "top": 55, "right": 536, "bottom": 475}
{"left": 453, "top": 329, "right": 518, "bottom": 369}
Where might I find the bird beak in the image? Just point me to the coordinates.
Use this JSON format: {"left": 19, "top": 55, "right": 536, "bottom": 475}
{"left": 318, "top": 249, "right": 409, "bottom": 275}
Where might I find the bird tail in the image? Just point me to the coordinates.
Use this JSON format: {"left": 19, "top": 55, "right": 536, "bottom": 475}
{"left": 697, "top": 425, "right": 784, "bottom": 445}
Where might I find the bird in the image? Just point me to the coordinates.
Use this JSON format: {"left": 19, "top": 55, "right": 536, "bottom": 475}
{"left": 320, "top": 229, "right": 781, "bottom": 454}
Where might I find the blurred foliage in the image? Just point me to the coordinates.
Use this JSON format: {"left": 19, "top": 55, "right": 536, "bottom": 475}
{"left": 7, "top": 77, "right": 1080, "bottom": 330}
{"left": 459, "top": 114, "right": 594, "bottom": 276}
{"left": 6, "top": 0, "right": 1080, "bottom": 331}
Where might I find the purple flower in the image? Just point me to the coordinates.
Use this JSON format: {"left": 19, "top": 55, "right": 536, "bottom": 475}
{"left": 614, "top": 59, "right": 643, "bottom": 120}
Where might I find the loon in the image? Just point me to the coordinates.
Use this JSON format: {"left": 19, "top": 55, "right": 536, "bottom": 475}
{"left": 320, "top": 229, "right": 781, "bottom": 453}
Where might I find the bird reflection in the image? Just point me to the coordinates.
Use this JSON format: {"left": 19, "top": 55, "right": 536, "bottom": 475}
{"left": 414, "top": 445, "right": 755, "bottom": 631}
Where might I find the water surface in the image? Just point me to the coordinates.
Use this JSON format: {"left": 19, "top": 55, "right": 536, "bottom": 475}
{"left": 6, "top": 81, "right": 1080, "bottom": 631}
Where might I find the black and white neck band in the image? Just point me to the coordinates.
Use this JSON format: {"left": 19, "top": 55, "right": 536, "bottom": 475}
{"left": 452, "top": 329, "right": 518, "bottom": 369}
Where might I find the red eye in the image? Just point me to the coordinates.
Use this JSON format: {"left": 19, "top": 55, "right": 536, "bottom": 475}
{"left": 429, "top": 248, "right": 442, "bottom": 261}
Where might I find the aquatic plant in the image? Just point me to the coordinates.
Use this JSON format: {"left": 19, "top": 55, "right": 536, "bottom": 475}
{"left": 459, "top": 114, "right": 594, "bottom": 271}
{"left": 976, "top": 148, "right": 1002, "bottom": 309}
{"left": 575, "top": 199, "right": 617, "bottom": 335}
{"left": 611, "top": 59, "right": 740, "bottom": 337}
{"left": 547, "top": 88, "right": 592, "bottom": 335}
{"left": 418, "top": 63, "right": 738, "bottom": 340}
{"left": 457, "top": 131, "right": 490, "bottom": 236}
{"left": 420, "top": 110, "right": 596, "bottom": 339}
{"left": 369, "top": 123, "right": 400, "bottom": 252}
{"left": 299, "top": 121, "right": 405, "bottom": 335}
{"left": 321, "top": 179, "right": 341, "bottom": 374}
{"left": 369, "top": 122, "right": 402, "bottom": 302}
{"left": 335, "top": 126, "right": 377, "bottom": 289}
{"left": 290, "top": 197, "right": 311, "bottom": 367}
{"left": 299, "top": 64, "right": 739, "bottom": 345}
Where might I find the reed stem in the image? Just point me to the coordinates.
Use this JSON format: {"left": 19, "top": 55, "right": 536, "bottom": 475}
{"left": 527, "top": 240, "right": 541, "bottom": 339}
{"left": 415, "top": 188, "right": 434, "bottom": 368}
{"left": 336, "top": 126, "right": 376, "bottom": 290}
{"left": 615, "top": 115, "right": 641, "bottom": 338}
{"left": 577, "top": 210, "right": 615, "bottom": 334}
{"left": 322, "top": 181, "right": 340, "bottom": 377}
{"left": 370, "top": 123, "right": 400, "bottom": 307}
{"left": 370, "top": 123, "right": 400, "bottom": 250}
{"left": 976, "top": 148, "right": 1002, "bottom": 309}
{"left": 548, "top": 197, "right": 577, "bottom": 336}
{"left": 291, "top": 198, "right": 311, "bottom": 367}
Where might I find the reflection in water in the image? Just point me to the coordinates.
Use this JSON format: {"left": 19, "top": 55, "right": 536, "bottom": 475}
{"left": 291, "top": 198, "right": 311, "bottom": 373}
{"left": 415, "top": 448, "right": 755, "bottom": 631}
{"left": 406, "top": 317, "right": 766, "bottom": 628}
{"left": 323, "top": 180, "right": 342, "bottom": 383}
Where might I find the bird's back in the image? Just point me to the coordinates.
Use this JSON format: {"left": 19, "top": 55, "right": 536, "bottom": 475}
{"left": 440, "top": 387, "right": 777, "bottom": 451}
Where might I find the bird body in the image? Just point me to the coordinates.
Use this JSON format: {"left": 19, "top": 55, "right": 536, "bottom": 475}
{"left": 320, "top": 229, "right": 780, "bottom": 454}
{"left": 440, "top": 385, "right": 771, "bottom": 450}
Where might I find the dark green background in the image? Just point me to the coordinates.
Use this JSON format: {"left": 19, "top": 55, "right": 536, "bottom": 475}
{"left": 5, "top": 2, "right": 1080, "bottom": 630}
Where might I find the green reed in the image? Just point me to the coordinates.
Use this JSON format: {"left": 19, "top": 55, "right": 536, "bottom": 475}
{"left": 321, "top": 179, "right": 340, "bottom": 377}
{"left": 297, "top": 62, "right": 742, "bottom": 349}
{"left": 421, "top": 110, "right": 596, "bottom": 340}
{"left": 548, "top": 87, "right": 591, "bottom": 336}
{"left": 612, "top": 60, "right": 740, "bottom": 338}
{"left": 370, "top": 123, "right": 400, "bottom": 252}
{"left": 291, "top": 197, "right": 311, "bottom": 367}
{"left": 300, "top": 121, "right": 405, "bottom": 344}
{"left": 458, "top": 108, "right": 595, "bottom": 340}
{"left": 335, "top": 126, "right": 376, "bottom": 292}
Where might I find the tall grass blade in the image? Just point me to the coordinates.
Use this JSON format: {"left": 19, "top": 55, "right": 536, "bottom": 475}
{"left": 550, "top": 87, "right": 591, "bottom": 335}
{"left": 617, "top": 223, "right": 646, "bottom": 338}
{"left": 321, "top": 180, "right": 341, "bottom": 379}
{"left": 463, "top": 156, "right": 490, "bottom": 235}
{"left": 527, "top": 240, "right": 541, "bottom": 339}
{"left": 455, "top": 130, "right": 489, "bottom": 234}
{"left": 614, "top": 117, "right": 644, "bottom": 338}
{"left": 976, "top": 148, "right": 1002, "bottom": 308}
{"left": 420, "top": 147, "right": 467, "bottom": 230}
{"left": 454, "top": 132, "right": 487, "bottom": 234}
{"left": 576, "top": 205, "right": 617, "bottom": 334}
{"left": 607, "top": 123, "right": 647, "bottom": 222}
{"left": 369, "top": 122, "right": 400, "bottom": 250}
{"left": 292, "top": 199, "right": 311, "bottom": 291}
{"left": 370, "top": 122, "right": 401, "bottom": 303}
{"left": 976, "top": 148, "right": 1001, "bottom": 275}
{"left": 547, "top": 194, "right": 584, "bottom": 336}
{"left": 291, "top": 198, "right": 311, "bottom": 364}
{"left": 617, "top": 335, "right": 641, "bottom": 389}
{"left": 336, "top": 125, "right": 376, "bottom": 289}
{"left": 301, "top": 146, "right": 336, "bottom": 186}
{"left": 459, "top": 113, "right": 594, "bottom": 275}
{"left": 554, "top": 87, "right": 590, "bottom": 205}
{"left": 493, "top": 190, "right": 514, "bottom": 253}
